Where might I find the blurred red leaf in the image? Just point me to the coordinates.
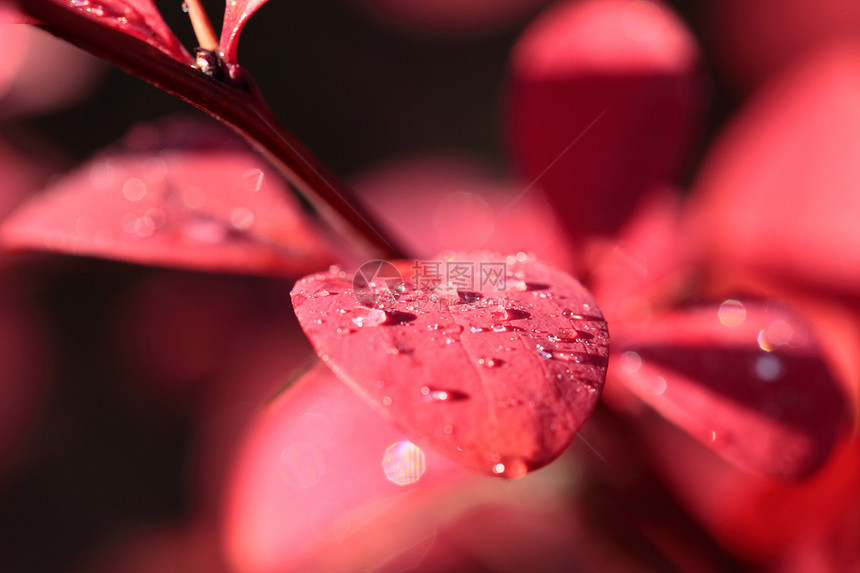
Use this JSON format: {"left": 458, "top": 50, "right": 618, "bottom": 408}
{"left": 352, "top": 156, "right": 575, "bottom": 270}
{"left": 19, "top": 0, "right": 191, "bottom": 63}
{"left": 690, "top": 44, "right": 860, "bottom": 300}
{"left": 291, "top": 252, "right": 609, "bottom": 477}
{"left": 0, "top": 118, "right": 334, "bottom": 277}
{"left": 705, "top": 0, "right": 860, "bottom": 92}
{"left": 508, "top": 0, "right": 702, "bottom": 241}
{"left": 223, "top": 361, "right": 473, "bottom": 573}
{"left": 612, "top": 299, "right": 847, "bottom": 479}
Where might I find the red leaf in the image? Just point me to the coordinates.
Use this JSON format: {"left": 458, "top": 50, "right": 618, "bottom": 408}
{"left": 507, "top": 0, "right": 702, "bottom": 241}
{"left": 21, "top": 0, "right": 191, "bottom": 63}
{"left": 704, "top": 0, "right": 860, "bottom": 92}
{"left": 689, "top": 45, "right": 860, "bottom": 299}
{"left": 223, "top": 362, "right": 473, "bottom": 572}
{"left": 220, "top": 0, "right": 267, "bottom": 64}
{"left": 612, "top": 299, "right": 847, "bottom": 479}
{"left": 290, "top": 252, "right": 609, "bottom": 477}
{"left": 351, "top": 156, "right": 575, "bottom": 270}
{"left": 0, "top": 118, "right": 334, "bottom": 277}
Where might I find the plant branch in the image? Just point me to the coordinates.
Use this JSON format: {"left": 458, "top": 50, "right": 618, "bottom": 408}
{"left": 18, "top": 0, "right": 408, "bottom": 261}
{"left": 184, "top": 0, "right": 219, "bottom": 52}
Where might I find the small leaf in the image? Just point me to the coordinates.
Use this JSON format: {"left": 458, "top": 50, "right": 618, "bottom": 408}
{"left": 0, "top": 118, "right": 334, "bottom": 277}
{"left": 612, "top": 299, "right": 847, "bottom": 479}
{"left": 220, "top": 0, "right": 268, "bottom": 64}
{"left": 291, "top": 252, "right": 609, "bottom": 477}
{"left": 508, "top": 0, "right": 702, "bottom": 241}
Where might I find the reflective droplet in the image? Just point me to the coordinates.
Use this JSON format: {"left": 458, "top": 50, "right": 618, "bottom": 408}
{"left": 619, "top": 350, "right": 642, "bottom": 373}
{"left": 352, "top": 308, "right": 386, "bottom": 328}
{"left": 718, "top": 299, "right": 746, "bottom": 327}
{"left": 382, "top": 441, "right": 426, "bottom": 486}
{"left": 477, "top": 356, "right": 504, "bottom": 368}
{"left": 230, "top": 206, "right": 255, "bottom": 230}
{"left": 382, "top": 396, "right": 393, "bottom": 406}
{"left": 242, "top": 168, "right": 265, "bottom": 191}
{"left": 755, "top": 354, "right": 783, "bottom": 381}
{"left": 420, "top": 386, "right": 469, "bottom": 401}
{"left": 490, "top": 457, "right": 528, "bottom": 478}
{"left": 122, "top": 178, "right": 147, "bottom": 202}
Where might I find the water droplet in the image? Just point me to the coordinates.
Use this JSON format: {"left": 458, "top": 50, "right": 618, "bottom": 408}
{"left": 382, "top": 441, "right": 426, "bottom": 486}
{"left": 181, "top": 2, "right": 189, "bottom": 12}
{"left": 420, "top": 386, "right": 469, "bottom": 402}
{"left": 619, "top": 351, "right": 642, "bottom": 373}
{"left": 442, "top": 424, "right": 454, "bottom": 434}
{"left": 382, "top": 396, "right": 393, "bottom": 406}
{"left": 562, "top": 309, "right": 584, "bottom": 320}
{"left": 352, "top": 308, "right": 386, "bottom": 328}
{"left": 755, "top": 354, "right": 783, "bottom": 381}
{"left": 230, "top": 206, "right": 255, "bottom": 230}
{"left": 122, "top": 177, "right": 147, "bottom": 202}
{"left": 718, "top": 299, "right": 746, "bottom": 327}
{"left": 470, "top": 326, "right": 490, "bottom": 333}
{"left": 384, "top": 310, "right": 417, "bottom": 325}
{"left": 490, "top": 457, "right": 528, "bottom": 478}
{"left": 478, "top": 356, "right": 504, "bottom": 368}
{"left": 185, "top": 218, "right": 227, "bottom": 244}
{"left": 505, "top": 308, "right": 531, "bottom": 320}
{"left": 313, "top": 288, "right": 333, "bottom": 298}
{"left": 458, "top": 291, "right": 484, "bottom": 304}
{"left": 242, "top": 168, "right": 265, "bottom": 191}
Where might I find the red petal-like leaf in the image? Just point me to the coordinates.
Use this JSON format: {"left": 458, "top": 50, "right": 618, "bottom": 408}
{"left": 704, "top": 0, "right": 860, "bottom": 92}
{"left": 352, "top": 156, "right": 575, "bottom": 270}
{"left": 0, "top": 119, "right": 334, "bottom": 276}
{"left": 223, "top": 362, "right": 473, "bottom": 572}
{"left": 20, "top": 0, "right": 190, "bottom": 62}
{"left": 612, "top": 299, "right": 847, "bottom": 479}
{"left": 220, "top": 0, "right": 268, "bottom": 64}
{"left": 689, "top": 45, "right": 860, "bottom": 299}
{"left": 291, "top": 252, "right": 609, "bottom": 477}
{"left": 508, "top": 0, "right": 702, "bottom": 241}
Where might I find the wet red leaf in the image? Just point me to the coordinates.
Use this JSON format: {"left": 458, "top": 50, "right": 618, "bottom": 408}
{"left": 508, "top": 0, "right": 702, "bottom": 241}
{"left": 612, "top": 299, "right": 847, "bottom": 479}
{"left": 290, "top": 252, "right": 609, "bottom": 477}
{"left": 22, "top": 0, "right": 191, "bottom": 63}
{"left": 0, "top": 118, "right": 334, "bottom": 277}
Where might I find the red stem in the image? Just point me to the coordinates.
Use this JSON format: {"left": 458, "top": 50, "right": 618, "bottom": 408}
{"left": 18, "top": 0, "right": 407, "bottom": 261}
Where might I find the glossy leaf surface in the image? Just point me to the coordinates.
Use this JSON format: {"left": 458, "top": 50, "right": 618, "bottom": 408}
{"left": 0, "top": 119, "right": 333, "bottom": 276}
{"left": 291, "top": 252, "right": 609, "bottom": 477}
{"left": 613, "top": 299, "right": 846, "bottom": 479}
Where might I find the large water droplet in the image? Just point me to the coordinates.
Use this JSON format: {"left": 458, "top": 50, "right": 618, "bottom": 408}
{"left": 352, "top": 308, "right": 387, "bottom": 328}
{"left": 477, "top": 356, "right": 504, "bottom": 368}
{"left": 420, "top": 386, "right": 469, "bottom": 402}
{"left": 489, "top": 457, "right": 528, "bottom": 478}
{"left": 382, "top": 441, "right": 426, "bottom": 486}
